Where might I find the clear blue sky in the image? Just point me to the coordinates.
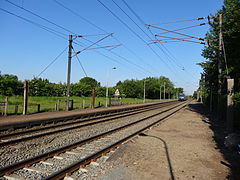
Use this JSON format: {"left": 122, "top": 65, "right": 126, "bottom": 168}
{"left": 0, "top": 0, "right": 223, "bottom": 95}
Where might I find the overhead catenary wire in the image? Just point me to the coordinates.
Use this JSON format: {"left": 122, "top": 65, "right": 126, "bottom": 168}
{"left": 157, "top": 23, "right": 208, "bottom": 35}
{"left": 5, "top": 0, "right": 108, "bottom": 48}
{"left": 151, "top": 17, "right": 208, "bottom": 25}
{"left": 97, "top": 0, "right": 178, "bottom": 76}
{"left": 154, "top": 35, "right": 206, "bottom": 45}
{"left": 4, "top": 0, "right": 76, "bottom": 35}
{"left": 37, "top": 46, "right": 68, "bottom": 77}
{"left": 72, "top": 47, "right": 88, "bottom": 77}
{"left": 53, "top": 0, "right": 157, "bottom": 76}
{"left": 147, "top": 24, "right": 205, "bottom": 41}
{"left": 0, "top": 7, "right": 86, "bottom": 48}
{"left": 147, "top": 25, "right": 200, "bottom": 82}
{"left": 81, "top": 37, "right": 151, "bottom": 76}
{"left": 221, "top": 37, "right": 229, "bottom": 75}
{"left": 54, "top": 0, "right": 155, "bottom": 76}
{"left": 121, "top": 0, "right": 190, "bottom": 69}
{"left": 121, "top": 0, "right": 199, "bottom": 86}
{"left": 4, "top": 0, "right": 91, "bottom": 48}
{"left": 122, "top": 0, "right": 206, "bottom": 88}
{"left": 2, "top": 1, "right": 149, "bottom": 79}
{"left": 117, "top": 0, "right": 191, "bottom": 75}
{"left": 76, "top": 33, "right": 113, "bottom": 54}
{"left": 111, "top": 0, "right": 162, "bottom": 73}
{"left": 53, "top": 0, "right": 106, "bottom": 33}
{"left": 119, "top": 0, "right": 192, "bottom": 73}
{"left": 0, "top": 7, "right": 68, "bottom": 38}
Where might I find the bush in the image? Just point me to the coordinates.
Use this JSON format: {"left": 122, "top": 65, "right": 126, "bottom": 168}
{"left": 233, "top": 92, "right": 240, "bottom": 107}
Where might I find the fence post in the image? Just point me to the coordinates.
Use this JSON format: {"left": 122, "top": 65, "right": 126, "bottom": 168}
{"left": 82, "top": 99, "right": 85, "bottom": 109}
{"left": 4, "top": 97, "right": 8, "bottom": 116}
{"left": 15, "top": 105, "right": 18, "bottom": 114}
{"left": 91, "top": 88, "right": 95, "bottom": 109}
{"left": 70, "top": 100, "right": 74, "bottom": 110}
{"left": 1, "top": 103, "right": 3, "bottom": 115}
{"left": 37, "top": 104, "right": 40, "bottom": 113}
{"left": 23, "top": 81, "right": 29, "bottom": 115}
{"left": 57, "top": 100, "right": 60, "bottom": 111}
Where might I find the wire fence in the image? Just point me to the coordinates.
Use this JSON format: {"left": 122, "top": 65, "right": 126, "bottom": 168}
{"left": 0, "top": 96, "right": 164, "bottom": 116}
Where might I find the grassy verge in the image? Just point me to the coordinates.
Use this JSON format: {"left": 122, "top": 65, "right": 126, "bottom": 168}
{"left": 0, "top": 96, "right": 164, "bottom": 115}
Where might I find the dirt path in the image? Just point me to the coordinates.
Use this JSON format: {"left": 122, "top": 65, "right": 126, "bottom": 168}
{"left": 102, "top": 101, "right": 231, "bottom": 180}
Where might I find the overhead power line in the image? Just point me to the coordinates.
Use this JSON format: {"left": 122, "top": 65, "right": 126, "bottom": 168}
{"left": 151, "top": 17, "right": 208, "bottom": 25}
{"left": 2, "top": 1, "right": 149, "bottom": 78}
{"left": 121, "top": 0, "right": 199, "bottom": 86}
{"left": 37, "top": 46, "right": 68, "bottom": 77}
{"left": 154, "top": 35, "right": 206, "bottom": 45}
{"left": 53, "top": 0, "right": 106, "bottom": 33}
{"left": 121, "top": 0, "right": 190, "bottom": 70}
{"left": 4, "top": 0, "right": 76, "bottom": 35}
{"left": 97, "top": 0, "right": 178, "bottom": 75}
{"left": 72, "top": 47, "right": 88, "bottom": 77}
{"left": 111, "top": 0, "right": 162, "bottom": 73}
{"left": 0, "top": 7, "right": 67, "bottom": 38}
{"left": 157, "top": 23, "right": 208, "bottom": 35}
{"left": 53, "top": 0, "right": 157, "bottom": 76}
{"left": 77, "top": 33, "right": 113, "bottom": 54}
{"left": 117, "top": 0, "right": 190, "bottom": 76}
{"left": 81, "top": 37, "right": 152, "bottom": 75}
{"left": 119, "top": 0, "right": 191, "bottom": 73}
{"left": 146, "top": 24, "right": 205, "bottom": 41}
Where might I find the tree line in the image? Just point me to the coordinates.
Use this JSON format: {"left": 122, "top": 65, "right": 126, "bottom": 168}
{"left": 0, "top": 73, "right": 183, "bottom": 99}
{"left": 200, "top": 0, "right": 240, "bottom": 129}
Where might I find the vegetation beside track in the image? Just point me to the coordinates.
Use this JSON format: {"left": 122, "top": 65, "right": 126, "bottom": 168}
{"left": 0, "top": 95, "right": 164, "bottom": 115}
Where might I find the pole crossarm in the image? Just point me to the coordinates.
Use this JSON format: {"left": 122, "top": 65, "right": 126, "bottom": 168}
{"left": 146, "top": 24, "right": 205, "bottom": 41}
{"left": 151, "top": 16, "right": 209, "bottom": 25}
{"left": 73, "top": 44, "right": 122, "bottom": 55}
{"left": 156, "top": 23, "right": 208, "bottom": 35}
{"left": 152, "top": 35, "right": 206, "bottom": 45}
{"left": 76, "top": 33, "right": 114, "bottom": 54}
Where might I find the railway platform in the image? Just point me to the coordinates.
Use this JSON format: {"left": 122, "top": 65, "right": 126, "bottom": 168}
{"left": 0, "top": 101, "right": 168, "bottom": 130}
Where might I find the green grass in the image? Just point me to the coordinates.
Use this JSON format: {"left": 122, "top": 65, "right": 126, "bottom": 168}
{"left": 0, "top": 96, "right": 165, "bottom": 115}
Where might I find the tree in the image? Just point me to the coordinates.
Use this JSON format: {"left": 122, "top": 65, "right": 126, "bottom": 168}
{"left": 0, "top": 74, "right": 23, "bottom": 96}
{"left": 71, "top": 77, "right": 100, "bottom": 97}
{"left": 96, "top": 86, "right": 106, "bottom": 97}
{"left": 79, "top": 77, "right": 99, "bottom": 89}
{"left": 29, "top": 78, "right": 53, "bottom": 96}
{"left": 117, "top": 79, "right": 142, "bottom": 98}
{"left": 201, "top": 0, "right": 240, "bottom": 128}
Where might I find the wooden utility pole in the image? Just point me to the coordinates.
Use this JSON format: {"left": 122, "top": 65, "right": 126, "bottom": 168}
{"left": 66, "top": 35, "right": 73, "bottom": 111}
{"left": 217, "top": 14, "right": 223, "bottom": 119}
{"left": 164, "top": 82, "right": 166, "bottom": 100}
{"left": 143, "top": 80, "right": 146, "bottom": 103}
{"left": 227, "top": 78, "right": 234, "bottom": 132}
{"left": 4, "top": 97, "right": 8, "bottom": 116}
{"left": 23, "top": 81, "right": 29, "bottom": 115}
{"left": 160, "top": 85, "right": 162, "bottom": 101}
{"left": 91, "top": 88, "right": 95, "bottom": 109}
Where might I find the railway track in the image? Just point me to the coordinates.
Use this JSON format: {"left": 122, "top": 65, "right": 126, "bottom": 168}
{"left": 0, "top": 101, "right": 175, "bottom": 131}
{"left": 0, "top": 101, "right": 188, "bottom": 180}
{"left": 0, "top": 101, "right": 177, "bottom": 146}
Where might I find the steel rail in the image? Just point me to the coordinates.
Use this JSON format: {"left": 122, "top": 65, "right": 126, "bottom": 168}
{"left": 0, "top": 101, "right": 174, "bottom": 139}
{"left": 0, "top": 101, "right": 177, "bottom": 146}
{"left": 0, "top": 101, "right": 185, "bottom": 177}
{"left": 45, "top": 102, "right": 188, "bottom": 179}
{"left": 0, "top": 101, "right": 175, "bottom": 131}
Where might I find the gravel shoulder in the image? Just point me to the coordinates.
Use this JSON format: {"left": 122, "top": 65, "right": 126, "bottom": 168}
{"left": 100, "top": 101, "right": 232, "bottom": 180}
